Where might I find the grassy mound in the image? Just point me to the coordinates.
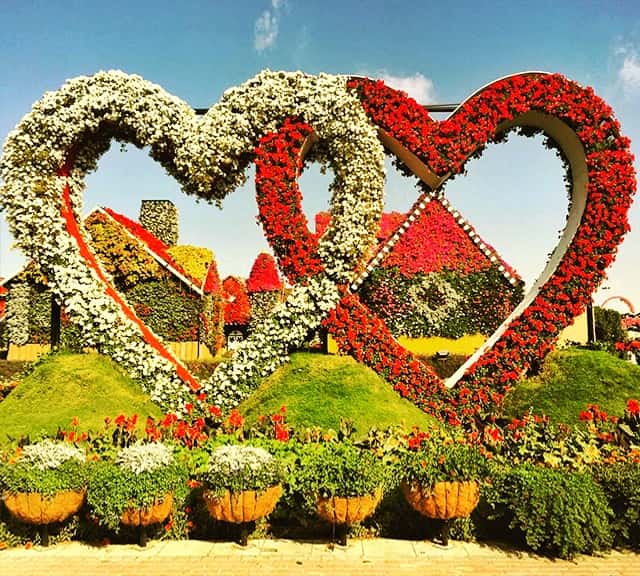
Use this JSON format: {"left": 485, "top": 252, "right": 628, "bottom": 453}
{"left": 238, "top": 352, "right": 437, "bottom": 433}
{"left": 0, "top": 352, "right": 163, "bottom": 445}
{"left": 503, "top": 347, "right": 640, "bottom": 424}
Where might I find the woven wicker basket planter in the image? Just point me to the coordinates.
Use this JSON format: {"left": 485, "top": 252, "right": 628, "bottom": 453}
{"left": 316, "top": 487, "right": 383, "bottom": 525}
{"left": 120, "top": 493, "right": 174, "bottom": 527}
{"left": 401, "top": 480, "right": 479, "bottom": 520}
{"left": 3, "top": 490, "right": 85, "bottom": 525}
{"left": 203, "top": 484, "right": 282, "bottom": 524}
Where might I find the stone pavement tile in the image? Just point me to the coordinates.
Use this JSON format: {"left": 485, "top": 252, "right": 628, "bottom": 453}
{"left": 310, "top": 539, "right": 364, "bottom": 559}
{"left": 2, "top": 539, "right": 640, "bottom": 576}
{"left": 154, "top": 539, "right": 217, "bottom": 556}
{"left": 361, "top": 537, "right": 416, "bottom": 559}
{"left": 258, "top": 537, "right": 314, "bottom": 559}
{"left": 413, "top": 539, "right": 470, "bottom": 558}
{"left": 461, "top": 540, "right": 540, "bottom": 559}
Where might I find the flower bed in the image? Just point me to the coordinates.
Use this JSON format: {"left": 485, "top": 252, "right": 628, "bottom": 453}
{"left": 0, "top": 399, "right": 638, "bottom": 557}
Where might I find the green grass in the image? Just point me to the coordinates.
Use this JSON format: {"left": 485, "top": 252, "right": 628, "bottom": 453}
{"left": 0, "top": 352, "right": 163, "bottom": 445}
{"left": 238, "top": 352, "right": 437, "bottom": 433}
{"left": 503, "top": 347, "right": 640, "bottom": 424}
{"left": 3, "top": 346, "right": 635, "bottom": 447}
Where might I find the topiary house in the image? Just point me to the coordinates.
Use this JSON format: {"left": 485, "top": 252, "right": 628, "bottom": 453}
{"left": 317, "top": 193, "right": 526, "bottom": 355}
{"left": 0, "top": 201, "right": 224, "bottom": 361}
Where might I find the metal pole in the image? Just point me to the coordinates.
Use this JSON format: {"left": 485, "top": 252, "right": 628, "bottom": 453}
{"left": 587, "top": 303, "right": 596, "bottom": 344}
{"left": 193, "top": 103, "right": 459, "bottom": 116}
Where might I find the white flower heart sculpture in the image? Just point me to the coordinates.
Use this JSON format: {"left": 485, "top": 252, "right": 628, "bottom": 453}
{"left": 0, "top": 70, "right": 385, "bottom": 413}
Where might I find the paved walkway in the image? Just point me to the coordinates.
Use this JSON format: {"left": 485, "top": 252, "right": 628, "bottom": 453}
{"left": 1, "top": 538, "right": 639, "bottom": 576}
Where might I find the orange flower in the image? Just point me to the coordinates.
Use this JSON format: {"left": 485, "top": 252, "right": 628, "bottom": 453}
{"left": 227, "top": 409, "right": 245, "bottom": 429}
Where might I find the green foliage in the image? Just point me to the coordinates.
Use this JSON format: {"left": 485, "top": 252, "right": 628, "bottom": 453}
{"left": 592, "top": 463, "right": 640, "bottom": 549}
{"left": 484, "top": 464, "right": 613, "bottom": 559}
{"left": 297, "top": 442, "right": 388, "bottom": 500}
{"left": 0, "top": 352, "right": 163, "bottom": 446}
{"left": 594, "top": 306, "right": 625, "bottom": 344}
{"left": 503, "top": 348, "right": 640, "bottom": 424}
{"left": 238, "top": 352, "right": 437, "bottom": 432}
{"left": 360, "top": 266, "right": 523, "bottom": 339}
{"left": 126, "top": 279, "right": 203, "bottom": 341}
{"left": 200, "top": 445, "right": 284, "bottom": 495}
{"left": 167, "top": 245, "right": 212, "bottom": 284}
{"left": 0, "top": 457, "right": 88, "bottom": 496}
{"left": 201, "top": 292, "right": 225, "bottom": 355}
{"left": 87, "top": 451, "right": 187, "bottom": 531}
{"left": 401, "top": 439, "right": 489, "bottom": 487}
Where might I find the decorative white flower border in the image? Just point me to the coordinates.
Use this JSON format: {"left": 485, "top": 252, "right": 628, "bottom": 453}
{"left": 0, "top": 70, "right": 385, "bottom": 414}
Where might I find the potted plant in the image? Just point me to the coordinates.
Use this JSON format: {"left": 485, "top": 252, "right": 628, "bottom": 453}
{"left": 87, "top": 442, "right": 186, "bottom": 546}
{"left": 0, "top": 440, "right": 88, "bottom": 545}
{"left": 401, "top": 436, "right": 489, "bottom": 545}
{"left": 297, "top": 442, "right": 387, "bottom": 546}
{"left": 200, "top": 444, "right": 284, "bottom": 545}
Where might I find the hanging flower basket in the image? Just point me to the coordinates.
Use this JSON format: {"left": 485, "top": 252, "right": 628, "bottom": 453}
{"left": 203, "top": 484, "right": 282, "bottom": 524}
{"left": 401, "top": 480, "right": 479, "bottom": 519}
{"left": 3, "top": 489, "right": 86, "bottom": 525}
{"left": 120, "top": 493, "right": 174, "bottom": 527}
{"left": 316, "top": 487, "right": 383, "bottom": 525}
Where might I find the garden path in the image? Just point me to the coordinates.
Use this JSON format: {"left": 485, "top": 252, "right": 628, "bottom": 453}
{"left": 0, "top": 538, "right": 638, "bottom": 575}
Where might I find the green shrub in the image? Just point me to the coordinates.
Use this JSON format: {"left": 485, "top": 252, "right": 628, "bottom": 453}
{"left": 594, "top": 307, "right": 625, "bottom": 344}
{"left": 592, "top": 463, "right": 640, "bottom": 549}
{"left": 200, "top": 445, "right": 284, "bottom": 495}
{"left": 401, "top": 440, "right": 489, "bottom": 487}
{"left": 0, "top": 440, "right": 88, "bottom": 495}
{"left": 297, "top": 442, "right": 389, "bottom": 501}
{"left": 484, "top": 464, "right": 613, "bottom": 559}
{"left": 87, "top": 443, "right": 187, "bottom": 531}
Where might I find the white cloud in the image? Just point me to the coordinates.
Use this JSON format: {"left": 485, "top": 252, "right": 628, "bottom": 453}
{"left": 377, "top": 72, "right": 436, "bottom": 104}
{"left": 254, "top": 1, "right": 285, "bottom": 52}
{"left": 619, "top": 53, "right": 640, "bottom": 93}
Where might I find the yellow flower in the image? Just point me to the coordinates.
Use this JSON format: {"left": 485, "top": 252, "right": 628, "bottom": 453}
{"left": 582, "top": 444, "right": 601, "bottom": 464}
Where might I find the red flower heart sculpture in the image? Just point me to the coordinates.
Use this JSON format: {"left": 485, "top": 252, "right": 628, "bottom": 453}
{"left": 255, "top": 72, "right": 636, "bottom": 425}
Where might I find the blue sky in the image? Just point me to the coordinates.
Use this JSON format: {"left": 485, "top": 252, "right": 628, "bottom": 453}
{"left": 1, "top": 0, "right": 639, "bottom": 311}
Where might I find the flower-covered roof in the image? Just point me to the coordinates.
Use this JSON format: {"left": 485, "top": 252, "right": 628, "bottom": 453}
{"left": 315, "top": 194, "right": 522, "bottom": 285}
{"left": 247, "top": 252, "right": 283, "bottom": 293}
{"left": 100, "top": 207, "right": 209, "bottom": 294}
